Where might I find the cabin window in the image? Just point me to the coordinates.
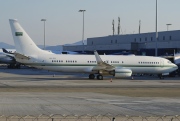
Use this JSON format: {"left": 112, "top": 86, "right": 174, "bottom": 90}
{"left": 170, "top": 36, "right": 172, "bottom": 40}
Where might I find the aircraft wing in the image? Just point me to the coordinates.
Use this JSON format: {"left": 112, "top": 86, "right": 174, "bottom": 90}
{"left": 14, "top": 52, "right": 30, "bottom": 60}
{"left": 3, "top": 53, "right": 15, "bottom": 59}
{"left": 93, "top": 50, "right": 115, "bottom": 71}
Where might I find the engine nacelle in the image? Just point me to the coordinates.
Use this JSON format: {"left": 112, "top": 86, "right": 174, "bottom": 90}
{"left": 114, "top": 68, "right": 132, "bottom": 78}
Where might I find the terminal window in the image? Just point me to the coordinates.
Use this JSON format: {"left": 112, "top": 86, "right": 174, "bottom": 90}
{"left": 170, "top": 36, "right": 172, "bottom": 40}
{"left": 163, "top": 36, "right": 165, "bottom": 40}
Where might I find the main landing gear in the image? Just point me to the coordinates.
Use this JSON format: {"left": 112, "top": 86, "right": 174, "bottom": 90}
{"left": 89, "top": 74, "right": 103, "bottom": 80}
{"left": 7, "top": 64, "right": 21, "bottom": 69}
{"left": 89, "top": 74, "right": 95, "bottom": 79}
{"left": 97, "top": 74, "right": 103, "bottom": 80}
{"left": 158, "top": 74, "right": 164, "bottom": 79}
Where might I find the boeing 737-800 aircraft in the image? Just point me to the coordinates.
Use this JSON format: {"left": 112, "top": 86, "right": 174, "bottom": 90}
{"left": 0, "top": 48, "right": 21, "bottom": 68}
{"left": 9, "top": 19, "right": 178, "bottom": 80}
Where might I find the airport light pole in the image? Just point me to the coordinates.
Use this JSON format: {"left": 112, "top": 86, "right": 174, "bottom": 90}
{"left": 41, "top": 19, "right": 46, "bottom": 50}
{"left": 155, "top": 0, "right": 158, "bottom": 56}
{"left": 166, "top": 24, "right": 172, "bottom": 31}
{"left": 79, "top": 9, "right": 86, "bottom": 52}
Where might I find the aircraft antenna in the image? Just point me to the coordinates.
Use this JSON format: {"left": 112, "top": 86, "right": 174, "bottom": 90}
{"left": 112, "top": 19, "right": 115, "bottom": 35}
{"left": 139, "top": 20, "right": 141, "bottom": 34}
{"left": 118, "top": 17, "right": 120, "bottom": 35}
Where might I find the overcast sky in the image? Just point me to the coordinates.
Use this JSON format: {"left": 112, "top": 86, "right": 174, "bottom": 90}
{"left": 0, "top": 0, "right": 180, "bottom": 46}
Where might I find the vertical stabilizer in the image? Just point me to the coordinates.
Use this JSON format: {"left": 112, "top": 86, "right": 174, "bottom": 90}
{"left": 9, "top": 19, "right": 41, "bottom": 56}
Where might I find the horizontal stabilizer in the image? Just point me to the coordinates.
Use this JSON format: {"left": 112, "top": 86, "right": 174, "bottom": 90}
{"left": 14, "top": 53, "right": 30, "bottom": 60}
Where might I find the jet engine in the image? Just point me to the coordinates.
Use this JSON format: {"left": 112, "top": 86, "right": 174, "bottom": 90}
{"left": 110, "top": 68, "right": 132, "bottom": 78}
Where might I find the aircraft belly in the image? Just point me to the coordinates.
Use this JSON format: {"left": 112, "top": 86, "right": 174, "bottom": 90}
{"left": 0, "top": 59, "right": 15, "bottom": 64}
{"left": 34, "top": 66, "right": 93, "bottom": 73}
{"left": 130, "top": 67, "right": 168, "bottom": 74}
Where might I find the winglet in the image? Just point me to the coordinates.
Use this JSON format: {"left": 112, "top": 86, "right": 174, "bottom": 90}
{"left": 94, "top": 50, "right": 103, "bottom": 64}
{"left": 93, "top": 50, "right": 115, "bottom": 71}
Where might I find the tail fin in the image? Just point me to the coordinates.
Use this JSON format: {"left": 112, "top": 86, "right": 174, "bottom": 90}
{"left": 2, "top": 48, "right": 14, "bottom": 54}
{"left": 9, "top": 19, "right": 41, "bottom": 56}
{"left": 2, "top": 48, "right": 10, "bottom": 54}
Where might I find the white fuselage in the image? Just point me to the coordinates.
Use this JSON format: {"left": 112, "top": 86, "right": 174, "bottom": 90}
{"left": 16, "top": 53, "right": 177, "bottom": 74}
{"left": 9, "top": 19, "right": 178, "bottom": 77}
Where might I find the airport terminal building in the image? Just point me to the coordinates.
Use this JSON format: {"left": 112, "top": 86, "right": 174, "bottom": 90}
{"left": 63, "top": 30, "right": 180, "bottom": 56}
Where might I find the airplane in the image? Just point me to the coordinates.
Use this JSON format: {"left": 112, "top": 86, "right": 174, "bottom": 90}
{"left": 0, "top": 48, "right": 21, "bottom": 68}
{"left": 174, "top": 53, "right": 180, "bottom": 65}
{"left": 9, "top": 19, "right": 178, "bottom": 80}
{"left": 174, "top": 52, "right": 180, "bottom": 75}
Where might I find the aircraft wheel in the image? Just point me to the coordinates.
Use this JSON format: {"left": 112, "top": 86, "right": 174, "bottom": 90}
{"left": 97, "top": 75, "right": 103, "bottom": 80}
{"left": 158, "top": 74, "right": 164, "bottom": 79}
{"left": 89, "top": 74, "right": 95, "bottom": 79}
{"left": 15, "top": 64, "right": 21, "bottom": 69}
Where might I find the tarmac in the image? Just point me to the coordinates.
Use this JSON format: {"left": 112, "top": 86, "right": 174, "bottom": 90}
{"left": 0, "top": 66, "right": 180, "bottom": 116}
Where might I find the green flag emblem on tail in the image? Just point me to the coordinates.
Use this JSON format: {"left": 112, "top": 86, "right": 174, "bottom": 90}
{"left": 15, "top": 32, "right": 23, "bottom": 36}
